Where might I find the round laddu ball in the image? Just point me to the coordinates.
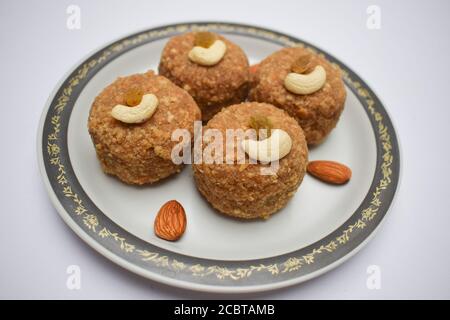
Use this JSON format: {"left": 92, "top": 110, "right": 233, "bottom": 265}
{"left": 192, "top": 102, "right": 308, "bottom": 219}
{"left": 158, "top": 32, "right": 250, "bottom": 122}
{"left": 88, "top": 70, "right": 201, "bottom": 185}
{"left": 249, "top": 47, "right": 346, "bottom": 145}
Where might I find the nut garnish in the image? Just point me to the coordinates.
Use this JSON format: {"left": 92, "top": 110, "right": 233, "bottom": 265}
{"left": 194, "top": 31, "right": 216, "bottom": 48}
{"left": 124, "top": 87, "right": 143, "bottom": 107}
{"left": 284, "top": 65, "right": 326, "bottom": 95}
{"left": 307, "top": 160, "right": 352, "bottom": 184}
{"left": 291, "top": 53, "right": 314, "bottom": 74}
{"left": 111, "top": 93, "right": 158, "bottom": 124}
{"left": 188, "top": 39, "right": 227, "bottom": 66}
{"left": 241, "top": 129, "right": 292, "bottom": 163}
{"left": 249, "top": 115, "right": 273, "bottom": 140}
{"left": 154, "top": 200, "right": 187, "bottom": 241}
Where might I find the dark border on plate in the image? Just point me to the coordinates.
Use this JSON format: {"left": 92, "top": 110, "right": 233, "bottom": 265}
{"left": 40, "top": 22, "right": 400, "bottom": 289}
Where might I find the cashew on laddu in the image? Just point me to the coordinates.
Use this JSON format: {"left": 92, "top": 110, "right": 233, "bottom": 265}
{"left": 188, "top": 40, "right": 227, "bottom": 66}
{"left": 284, "top": 65, "right": 327, "bottom": 95}
{"left": 241, "top": 129, "right": 292, "bottom": 163}
{"left": 111, "top": 94, "right": 158, "bottom": 124}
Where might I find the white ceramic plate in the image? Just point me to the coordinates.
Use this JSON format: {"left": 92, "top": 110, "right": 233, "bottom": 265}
{"left": 37, "top": 22, "right": 400, "bottom": 293}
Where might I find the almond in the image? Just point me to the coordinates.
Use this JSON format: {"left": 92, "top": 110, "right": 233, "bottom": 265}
{"left": 307, "top": 160, "right": 352, "bottom": 185}
{"left": 154, "top": 200, "right": 186, "bottom": 241}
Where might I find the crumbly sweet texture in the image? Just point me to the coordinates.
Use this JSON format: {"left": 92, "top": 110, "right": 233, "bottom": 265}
{"left": 158, "top": 32, "right": 250, "bottom": 122}
{"left": 249, "top": 47, "right": 346, "bottom": 145}
{"left": 192, "top": 102, "right": 308, "bottom": 219}
{"left": 88, "top": 70, "right": 201, "bottom": 185}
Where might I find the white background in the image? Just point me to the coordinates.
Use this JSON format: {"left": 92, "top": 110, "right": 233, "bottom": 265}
{"left": 1, "top": 0, "right": 449, "bottom": 299}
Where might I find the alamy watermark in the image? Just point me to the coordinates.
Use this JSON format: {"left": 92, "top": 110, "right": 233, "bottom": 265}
{"left": 170, "top": 121, "right": 284, "bottom": 175}
{"left": 366, "top": 5, "right": 381, "bottom": 30}
{"left": 366, "top": 265, "right": 381, "bottom": 290}
{"left": 66, "top": 265, "right": 81, "bottom": 290}
{"left": 66, "top": 5, "right": 81, "bottom": 30}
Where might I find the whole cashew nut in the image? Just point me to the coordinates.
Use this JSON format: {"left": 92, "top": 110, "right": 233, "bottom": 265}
{"left": 284, "top": 65, "right": 326, "bottom": 95}
{"left": 188, "top": 40, "right": 227, "bottom": 66}
{"left": 111, "top": 94, "right": 158, "bottom": 124}
{"left": 241, "top": 129, "right": 292, "bottom": 163}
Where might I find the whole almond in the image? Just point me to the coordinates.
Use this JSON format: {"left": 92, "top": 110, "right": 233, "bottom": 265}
{"left": 154, "top": 200, "right": 186, "bottom": 241}
{"left": 307, "top": 160, "right": 352, "bottom": 185}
